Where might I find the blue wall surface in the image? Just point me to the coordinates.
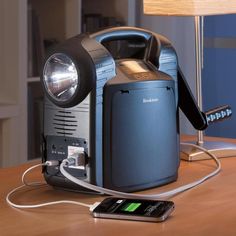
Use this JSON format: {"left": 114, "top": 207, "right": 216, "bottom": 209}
{"left": 203, "top": 15, "right": 236, "bottom": 138}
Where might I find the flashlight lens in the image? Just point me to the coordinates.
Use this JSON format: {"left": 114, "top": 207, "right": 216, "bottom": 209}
{"left": 43, "top": 53, "right": 78, "bottom": 102}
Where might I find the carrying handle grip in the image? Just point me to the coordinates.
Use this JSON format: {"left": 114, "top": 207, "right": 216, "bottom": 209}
{"left": 91, "top": 27, "right": 157, "bottom": 61}
{"left": 91, "top": 26, "right": 153, "bottom": 43}
{"left": 91, "top": 27, "right": 152, "bottom": 43}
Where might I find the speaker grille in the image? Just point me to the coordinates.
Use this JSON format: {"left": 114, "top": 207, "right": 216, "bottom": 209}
{"left": 44, "top": 96, "right": 90, "bottom": 140}
{"left": 53, "top": 110, "right": 78, "bottom": 136}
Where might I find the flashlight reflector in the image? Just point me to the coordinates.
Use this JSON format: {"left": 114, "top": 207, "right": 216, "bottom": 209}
{"left": 43, "top": 53, "right": 79, "bottom": 102}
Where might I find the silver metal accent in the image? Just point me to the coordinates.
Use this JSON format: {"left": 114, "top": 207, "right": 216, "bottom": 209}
{"left": 195, "top": 16, "right": 204, "bottom": 145}
{"left": 201, "top": 16, "right": 204, "bottom": 68}
{"left": 181, "top": 141, "right": 236, "bottom": 161}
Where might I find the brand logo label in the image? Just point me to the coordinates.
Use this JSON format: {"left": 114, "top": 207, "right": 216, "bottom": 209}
{"left": 142, "top": 98, "right": 159, "bottom": 103}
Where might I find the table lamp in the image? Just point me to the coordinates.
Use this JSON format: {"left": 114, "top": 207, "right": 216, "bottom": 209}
{"left": 143, "top": 0, "right": 236, "bottom": 160}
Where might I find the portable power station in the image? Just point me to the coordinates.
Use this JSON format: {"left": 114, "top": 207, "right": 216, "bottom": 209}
{"left": 40, "top": 27, "right": 210, "bottom": 192}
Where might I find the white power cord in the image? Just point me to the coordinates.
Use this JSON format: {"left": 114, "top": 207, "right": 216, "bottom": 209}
{"left": 6, "top": 142, "right": 221, "bottom": 209}
{"left": 60, "top": 142, "right": 221, "bottom": 200}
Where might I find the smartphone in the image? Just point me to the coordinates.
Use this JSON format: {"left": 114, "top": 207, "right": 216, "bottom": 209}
{"left": 92, "top": 197, "right": 175, "bottom": 222}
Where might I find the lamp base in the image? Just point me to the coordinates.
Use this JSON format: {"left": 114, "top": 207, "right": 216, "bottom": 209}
{"left": 180, "top": 141, "right": 236, "bottom": 161}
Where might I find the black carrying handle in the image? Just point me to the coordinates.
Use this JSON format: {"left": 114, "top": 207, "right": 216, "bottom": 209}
{"left": 92, "top": 26, "right": 153, "bottom": 42}
{"left": 91, "top": 26, "right": 158, "bottom": 61}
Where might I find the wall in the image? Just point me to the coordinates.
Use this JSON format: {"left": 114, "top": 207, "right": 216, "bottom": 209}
{"left": 0, "top": 0, "right": 27, "bottom": 167}
{"left": 30, "top": 0, "right": 66, "bottom": 42}
{"left": 203, "top": 15, "right": 236, "bottom": 138}
{"left": 82, "top": 0, "right": 128, "bottom": 24}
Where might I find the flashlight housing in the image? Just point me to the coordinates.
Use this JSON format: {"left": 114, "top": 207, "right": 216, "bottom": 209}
{"left": 41, "top": 34, "right": 96, "bottom": 108}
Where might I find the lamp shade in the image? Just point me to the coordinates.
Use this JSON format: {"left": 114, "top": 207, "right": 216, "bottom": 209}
{"left": 143, "top": 0, "right": 236, "bottom": 16}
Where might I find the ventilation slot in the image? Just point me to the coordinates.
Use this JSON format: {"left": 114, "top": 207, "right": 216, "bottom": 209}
{"left": 55, "top": 114, "right": 76, "bottom": 118}
{"left": 53, "top": 110, "right": 78, "bottom": 136}
{"left": 53, "top": 123, "right": 77, "bottom": 127}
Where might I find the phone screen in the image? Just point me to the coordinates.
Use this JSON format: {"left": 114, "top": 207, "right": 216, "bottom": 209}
{"left": 92, "top": 197, "right": 174, "bottom": 222}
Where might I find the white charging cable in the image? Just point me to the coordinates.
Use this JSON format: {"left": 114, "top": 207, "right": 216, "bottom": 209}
{"left": 6, "top": 142, "right": 221, "bottom": 209}
{"left": 60, "top": 142, "right": 221, "bottom": 200}
{"left": 6, "top": 161, "right": 93, "bottom": 209}
{"left": 21, "top": 163, "right": 47, "bottom": 187}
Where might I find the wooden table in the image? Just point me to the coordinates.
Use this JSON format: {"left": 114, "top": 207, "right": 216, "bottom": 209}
{"left": 1, "top": 137, "right": 236, "bottom": 236}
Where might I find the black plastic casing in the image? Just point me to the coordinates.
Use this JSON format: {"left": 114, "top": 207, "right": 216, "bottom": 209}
{"left": 42, "top": 27, "right": 188, "bottom": 192}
